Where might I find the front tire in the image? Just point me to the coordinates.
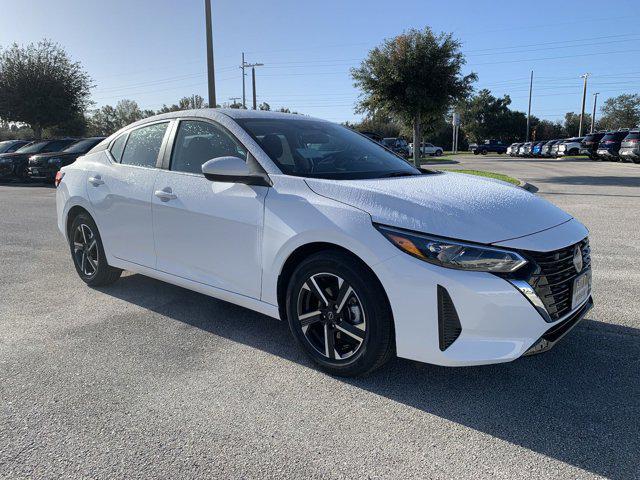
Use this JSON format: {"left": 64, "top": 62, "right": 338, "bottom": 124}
{"left": 69, "top": 213, "right": 122, "bottom": 287}
{"left": 285, "top": 251, "right": 394, "bottom": 377}
{"left": 435, "top": 150, "right": 443, "bottom": 156}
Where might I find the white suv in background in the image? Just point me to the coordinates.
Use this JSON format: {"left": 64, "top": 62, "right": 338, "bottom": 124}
{"left": 557, "top": 137, "right": 584, "bottom": 157}
{"left": 410, "top": 142, "right": 444, "bottom": 157}
{"left": 56, "top": 109, "right": 593, "bottom": 377}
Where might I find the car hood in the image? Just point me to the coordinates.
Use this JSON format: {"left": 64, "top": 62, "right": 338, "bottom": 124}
{"left": 30, "top": 151, "right": 74, "bottom": 160}
{"left": 304, "top": 171, "right": 572, "bottom": 244}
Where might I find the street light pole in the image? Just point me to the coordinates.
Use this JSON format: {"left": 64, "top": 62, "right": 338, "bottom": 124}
{"left": 578, "top": 73, "right": 590, "bottom": 137}
{"left": 591, "top": 92, "right": 599, "bottom": 133}
{"left": 204, "top": 0, "right": 216, "bottom": 107}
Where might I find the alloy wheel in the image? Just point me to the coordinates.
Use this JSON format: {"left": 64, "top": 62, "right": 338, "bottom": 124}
{"left": 296, "top": 273, "right": 366, "bottom": 360}
{"left": 73, "top": 224, "right": 99, "bottom": 277}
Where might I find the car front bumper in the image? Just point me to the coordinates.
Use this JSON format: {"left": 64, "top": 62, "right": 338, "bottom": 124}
{"left": 596, "top": 148, "right": 618, "bottom": 159}
{"left": 27, "top": 166, "right": 57, "bottom": 180}
{"left": 370, "top": 223, "right": 591, "bottom": 367}
{"left": 619, "top": 148, "right": 640, "bottom": 161}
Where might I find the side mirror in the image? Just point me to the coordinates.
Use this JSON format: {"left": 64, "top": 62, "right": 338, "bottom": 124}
{"left": 201, "top": 156, "right": 271, "bottom": 187}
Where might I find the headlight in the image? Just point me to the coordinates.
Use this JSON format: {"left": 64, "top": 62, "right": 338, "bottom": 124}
{"left": 376, "top": 225, "right": 528, "bottom": 273}
{"left": 48, "top": 157, "right": 62, "bottom": 164}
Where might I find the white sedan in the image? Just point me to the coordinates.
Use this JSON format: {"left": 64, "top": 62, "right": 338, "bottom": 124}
{"left": 56, "top": 109, "right": 593, "bottom": 376}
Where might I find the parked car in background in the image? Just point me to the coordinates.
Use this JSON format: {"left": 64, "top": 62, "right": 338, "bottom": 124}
{"left": 507, "top": 143, "right": 521, "bottom": 156}
{"left": 557, "top": 137, "right": 584, "bottom": 157}
{"left": 56, "top": 109, "right": 592, "bottom": 376}
{"left": 0, "top": 139, "right": 30, "bottom": 154}
{"left": 381, "top": 137, "right": 410, "bottom": 157}
{"left": 518, "top": 142, "right": 533, "bottom": 156}
{"left": 27, "top": 137, "right": 105, "bottom": 182}
{"left": 531, "top": 141, "right": 547, "bottom": 157}
{"left": 540, "top": 140, "right": 559, "bottom": 157}
{"left": 618, "top": 130, "right": 640, "bottom": 164}
{"left": 469, "top": 139, "right": 508, "bottom": 155}
{"left": 596, "top": 130, "right": 629, "bottom": 161}
{"left": 360, "top": 131, "right": 383, "bottom": 143}
{"left": 580, "top": 132, "right": 607, "bottom": 159}
{"left": 409, "top": 142, "right": 444, "bottom": 157}
{"left": 0, "top": 138, "right": 77, "bottom": 181}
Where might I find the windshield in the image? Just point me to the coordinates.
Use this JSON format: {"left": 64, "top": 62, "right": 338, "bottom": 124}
{"left": 63, "top": 138, "right": 102, "bottom": 153}
{"left": 236, "top": 118, "right": 421, "bottom": 179}
{"left": 16, "top": 141, "right": 48, "bottom": 153}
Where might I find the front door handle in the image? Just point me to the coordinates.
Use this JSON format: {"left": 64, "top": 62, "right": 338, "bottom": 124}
{"left": 88, "top": 175, "right": 104, "bottom": 186}
{"left": 154, "top": 187, "right": 177, "bottom": 201}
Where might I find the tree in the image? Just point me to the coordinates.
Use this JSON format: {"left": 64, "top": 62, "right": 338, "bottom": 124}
{"left": 0, "top": 40, "right": 92, "bottom": 138}
{"left": 87, "top": 99, "right": 153, "bottom": 136}
{"left": 533, "top": 119, "right": 565, "bottom": 141}
{"left": 563, "top": 112, "right": 592, "bottom": 137}
{"left": 157, "top": 95, "right": 208, "bottom": 113}
{"left": 258, "top": 102, "right": 271, "bottom": 111}
{"left": 458, "top": 89, "right": 528, "bottom": 143}
{"left": 349, "top": 112, "right": 402, "bottom": 138}
{"left": 598, "top": 94, "right": 640, "bottom": 130}
{"left": 352, "top": 27, "right": 476, "bottom": 164}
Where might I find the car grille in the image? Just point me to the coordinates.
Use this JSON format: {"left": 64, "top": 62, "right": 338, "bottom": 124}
{"left": 521, "top": 238, "right": 591, "bottom": 321}
{"left": 29, "top": 157, "right": 48, "bottom": 167}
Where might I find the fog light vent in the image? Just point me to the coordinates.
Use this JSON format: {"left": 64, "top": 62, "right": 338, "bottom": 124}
{"left": 437, "top": 285, "right": 462, "bottom": 351}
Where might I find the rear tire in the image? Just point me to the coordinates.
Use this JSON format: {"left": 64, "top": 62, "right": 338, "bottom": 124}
{"left": 285, "top": 251, "right": 394, "bottom": 377}
{"left": 69, "top": 213, "right": 122, "bottom": 287}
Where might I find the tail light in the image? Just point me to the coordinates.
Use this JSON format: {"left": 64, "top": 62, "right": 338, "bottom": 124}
{"left": 627, "top": 139, "right": 639, "bottom": 143}
{"left": 54, "top": 171, "right": 65, "bottom": 187}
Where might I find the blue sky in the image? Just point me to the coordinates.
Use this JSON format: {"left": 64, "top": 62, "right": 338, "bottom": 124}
{"left": 1, "top": 0, "right": 639, "bottom": 124}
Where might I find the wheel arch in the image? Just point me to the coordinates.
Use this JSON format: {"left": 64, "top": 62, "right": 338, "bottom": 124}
{"left": 66, "top": 205, "right": 93, "bottom": 240}
{"left": 276, "top": 242, "right": 393, "bottom": 325}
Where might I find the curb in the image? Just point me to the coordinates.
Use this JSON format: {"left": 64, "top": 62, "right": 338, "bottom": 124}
{"left": 519, "top": 181, "right": 539, "bottom": 193}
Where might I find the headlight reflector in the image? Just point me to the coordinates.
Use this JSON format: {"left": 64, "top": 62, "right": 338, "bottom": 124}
{"left": 376, "top": 225, "right": 528, "bottom": 273}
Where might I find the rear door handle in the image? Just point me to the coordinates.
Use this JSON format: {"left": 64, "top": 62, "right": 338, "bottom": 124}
{"left": 154, "top": 187, "right": 177, "bottom": 201}
{"left": 88, "top": 175, "right": 104, "bottom": 186}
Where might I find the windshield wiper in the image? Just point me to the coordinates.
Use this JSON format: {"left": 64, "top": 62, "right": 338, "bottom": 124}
{"left": 379, "top": 171, "right": 421, "bottom": 178}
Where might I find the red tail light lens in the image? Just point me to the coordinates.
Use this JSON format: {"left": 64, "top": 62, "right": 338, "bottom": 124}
{"left": 628, "top": 139, "right": 639, "bottom": 143}
{"left": 54, "top": 171, "right": 65, "bottom": 187}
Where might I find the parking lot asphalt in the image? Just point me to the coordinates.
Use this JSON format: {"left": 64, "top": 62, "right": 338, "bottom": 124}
{"left": 1, "top": 157, "right": 639, "bottom": 479}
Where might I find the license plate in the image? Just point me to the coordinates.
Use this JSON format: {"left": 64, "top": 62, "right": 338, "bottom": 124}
{"left": 571, "top": 270, "right": 591, "bottom": 310}
{"left": 31, "top": 168, "right": 39, "bottom": 174}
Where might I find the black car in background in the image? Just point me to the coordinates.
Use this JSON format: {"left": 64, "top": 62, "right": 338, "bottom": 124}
{"left": 580, "top": 132, "right": 607, "bottom": 159}
{"left": 381, "top": 137, "right": 410, "bottom": 157}
{"left": 619, "top": 130, "right": 640, "bottom": 164}
{"left": 469, "top": 139, "right": 508, "bottom": 155}
{"left": 596, "top": 130, "right": 629, "bottom": 161}
{"left": 0, "top": 138, "right": 77, "bottom": 180}
{"left": 27, "top": 137, "right": 105, "bottom": 181}
{"left": 0, "top": 140, "right": 30, "bottom": 154}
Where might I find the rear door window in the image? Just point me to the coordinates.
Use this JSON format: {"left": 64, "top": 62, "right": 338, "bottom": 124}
{"left": 120, "top": 122, "right": 169, "bottom": 168}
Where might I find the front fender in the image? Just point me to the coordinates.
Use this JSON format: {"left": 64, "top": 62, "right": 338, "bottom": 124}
{"left": 260, "top": 175, "right": 399, "bottom": 306}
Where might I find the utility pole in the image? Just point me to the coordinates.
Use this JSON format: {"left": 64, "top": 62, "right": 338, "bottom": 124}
{"left": 591, "top": 92, "right": 599, "bottom": 133}
{"left": 240, "top": 52, "right": 247, "bottom": 108}
{"left": 578, "top": 73, "right": 590, "bottom": 137}
{"left": 204, "top": 0, "right": 216, "bottom": 107}
{"left": 242, "top": 61, "right": 263, "bottom": 109}
{"left": 526, "top": 70, "right": 533, "bottom": 142}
